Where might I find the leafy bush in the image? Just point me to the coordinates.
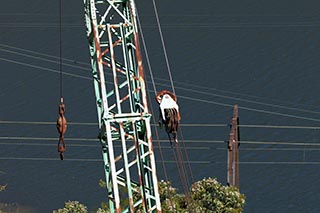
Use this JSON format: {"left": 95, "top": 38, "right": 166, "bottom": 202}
{"left": 53, "top": 201, "right": 88, "bottom": 213}
{"left": 158, "top": 180, "right": 187, "bottom": 212}
{"left": 189, "top": 177, "right": 245, "bottom": 212}
{"left": 53, "top": 178, "right": 245, "bottom": 213}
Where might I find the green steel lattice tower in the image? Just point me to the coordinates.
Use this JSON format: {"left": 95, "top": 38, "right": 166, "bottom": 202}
{"left": 83, "top": 0, "right": 161, "bottom": 212}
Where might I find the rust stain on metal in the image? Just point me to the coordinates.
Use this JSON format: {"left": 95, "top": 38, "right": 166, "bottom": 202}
{"left": 100, "top": 48, "right": 110, "bottom": 58}
{"left": 100, "top": 39, "right": 122, "bottom": 58}
{"left": 133, "top": 32, "right": 144, "bottom": 79}
{"left": 102, "top": 61, "right": 111, "bottom": 68}
{"left": 91, "top": 21, "right": 103, "bottom": 78}
{"left": 114, "top": 154, "right": 122, "bottom": 163}
{"left": 129, "top": 198, "right": 134, "bottom": 213}
{"left": 101, "top": 60, "right": 140, "bottom": 81}
{"left": 115, "top": 207, "right": 121, "bottom": 213}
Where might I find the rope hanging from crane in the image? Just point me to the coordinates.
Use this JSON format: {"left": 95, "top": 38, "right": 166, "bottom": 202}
{"left": 133, "top": 0, "right": 195, "bottom": 198}
{"left": 56, "top": 0, "right": 67, "bottom": 160}
{"left": 148, "top": 0, "right": 194, "bottom": 196}
{"left": 155, "top": 91, "right": 192, "bottom": 195}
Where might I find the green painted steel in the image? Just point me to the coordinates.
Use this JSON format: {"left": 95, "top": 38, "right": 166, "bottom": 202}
{"left": 84, "top": 0, "right": 162, "bottom": 212}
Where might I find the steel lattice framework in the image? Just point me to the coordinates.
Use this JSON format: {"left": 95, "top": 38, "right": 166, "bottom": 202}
{"left": 84, "top": 0, "right": 161, "bottom": 212}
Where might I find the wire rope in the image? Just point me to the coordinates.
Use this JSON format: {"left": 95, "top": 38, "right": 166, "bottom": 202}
{"left": 0, "top": 47, "right": 91, "bottom": 72}
{"left": 217, "top": 147, "right": 320, "bottom": 151}
{"left": 1, "top": 157, "right": 320, "bottom": 165}
{"left": 136, "top": 12, "right": 157, "bottom": 97}
{"left": 2, "top": 21, "right": 319, "bottom": 178}
{"left": 0, "top": 141, "right": 211, "bottom": 150}
{"left": 2, "top": 44, "right": 320, "bottom": 119}
{"left": 151, "top": 0, "right": 175, "bottom": 94}
{"left": 145, "top": 68, "right": 169, "bottom": 181}
{"left": 171, "top": 83, "right": 320, "bottom": 116}
{"left": 150, "top": 0, "right": 195, "bottom": 196}
{"left": 175, "top": 143, "right": 192, "bottom": 193}
{"left": 0, "top": 44, "right": 90, "bottom": 67}
{"left": 7, "top": 43, "right": 320, "bottom": 126}
{"left": 0, "top": 53, "right": 320, "bottom": 122}
{"left": 0, "top": 57, "right": 91, "bottom": 80}
{"left": 145, "top": 79, "right": 320, "bottom": 117}
{"left": 172, "top": 144, "right": 189, "bottom": 196}
{"left": 1, "top": 42, "right": 319, "bottom": 113}
{"left": 2, "top": 42, "right": 320, "bottom": 116}
{"left": 4, "top": 140, "right": 320, "bottom": 151}
{"left": 178, "top": 131, "right": 195, "bottom": 183}
{"left": 3, "top": 120, "right": 320, "bottom": 130}
{"left": 151, "top": 0, "right": 193, "bottom": 173}
{"left": 0, "top": 157, "right": 213, "bottom": 163}
{"left": 1, "top": 136, "right": 320, "bottom": 146}
{"left": 178, "top": 94, "right": 320, "bottom": 122}
{"left": 2, "top": 48, "right": 319, "bottom": 122}
{"left": 59, "top": 0, "right": 63, "bottom": 100}
{"left": 136, "top": 8, "right": 169, "bottom": 181}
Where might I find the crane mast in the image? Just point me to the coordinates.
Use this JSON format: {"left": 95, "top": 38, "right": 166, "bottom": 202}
{"left": 84, "top": 0, "right": 161, "bottom": 212}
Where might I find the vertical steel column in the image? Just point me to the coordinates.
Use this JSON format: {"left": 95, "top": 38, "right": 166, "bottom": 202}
{"left": 227, "top": 104, "right": 240, "bottom": 189}
{"left": 84, "top": 0, "right": 162, "bottom": 212}
{"left": 84, "top": 1, "right": 116, "bottom": 211}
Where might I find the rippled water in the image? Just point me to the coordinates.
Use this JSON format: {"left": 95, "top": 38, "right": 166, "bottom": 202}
{"left": 1, "top": 0, "right": 320, "bottom": 212}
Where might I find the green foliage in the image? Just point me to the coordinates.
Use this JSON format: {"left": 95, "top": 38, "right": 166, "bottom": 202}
{"left": 189, "top": 177, "right": 245, "bottom": 212}
{"left": 158, "top": 180, "right": 187, "bottom": 212}
{"left": 54, "top": 178, "right": 245, "bottom": 213}
{"left": 0, "top": 184, "right": 7, "bottom": 213}
{"left": 158, "top": 178, "right": 245, "bottom": 213}
{"left": 98, "top": 179, "right": 107, "bottom": 189}
{"left": 97, "top": 201, "right": 109, "bottom": 213}
{"left": 53, "top": 201, "right": 88, "bottom": 213}
{"left": 95, "top": 207, "right": 109, "bottom": 213}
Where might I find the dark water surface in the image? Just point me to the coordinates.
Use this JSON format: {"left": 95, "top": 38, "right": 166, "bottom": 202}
{"left": 1, "top": 0, "right": 320, "bottom": 212}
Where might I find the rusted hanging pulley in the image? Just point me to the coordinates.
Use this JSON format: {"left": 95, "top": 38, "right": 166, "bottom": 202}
{"left": 57, "top": 98, "right": 67, "bottom": 160}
